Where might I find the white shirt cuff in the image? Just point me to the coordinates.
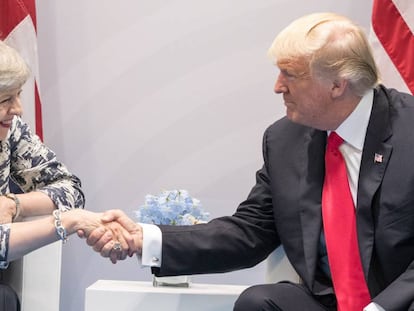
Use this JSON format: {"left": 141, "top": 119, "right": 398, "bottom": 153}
{"left": 137, "top": 223, "right": 162, "bottom": 267}
{"left": 364, "top": 302, "right": 386, "bottom": 311}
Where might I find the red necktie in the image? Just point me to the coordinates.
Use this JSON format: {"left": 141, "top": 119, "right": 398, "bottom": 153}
{"left": 322, "top": 132, "right": 371, "bottom": 311}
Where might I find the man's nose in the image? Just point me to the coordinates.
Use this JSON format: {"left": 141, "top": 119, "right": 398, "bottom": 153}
{"left": 274, "top": 74, "right": 287, "bottom": 94}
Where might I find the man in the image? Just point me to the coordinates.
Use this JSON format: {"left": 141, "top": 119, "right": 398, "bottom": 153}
{"left": 87, "top": 13, "right": 414, "bottom": 310}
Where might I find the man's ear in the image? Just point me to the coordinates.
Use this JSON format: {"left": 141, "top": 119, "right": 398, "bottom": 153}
{"left": 331, "top": 78, "right": 348, "bottom": 99}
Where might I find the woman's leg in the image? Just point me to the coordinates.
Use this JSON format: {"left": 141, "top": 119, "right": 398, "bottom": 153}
{"left": 0, "top": 282, "right": 20, "bottom": 311}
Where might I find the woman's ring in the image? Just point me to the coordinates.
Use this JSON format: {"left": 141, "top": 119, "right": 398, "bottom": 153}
{"left": 113, "top": 241, "right": 122, "bottom": 251}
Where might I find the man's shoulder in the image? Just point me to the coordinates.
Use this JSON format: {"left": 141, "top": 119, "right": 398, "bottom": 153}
{"left": 265, "top": 116, "right": 313, "bottom": 138}
{"left": 375, "top": 85, "right": 414, "bottom": 109}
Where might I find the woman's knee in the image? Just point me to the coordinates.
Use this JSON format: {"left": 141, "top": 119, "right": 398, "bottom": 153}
{"left": 0, "top": 283, "right": 20, "bottom": 311}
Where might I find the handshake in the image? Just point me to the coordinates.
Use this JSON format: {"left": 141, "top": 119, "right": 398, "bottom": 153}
{"left": 75, "top": 209, "right": 143, "bottom": 264}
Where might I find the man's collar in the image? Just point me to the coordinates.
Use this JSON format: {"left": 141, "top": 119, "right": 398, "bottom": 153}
{"left": 335, "top": 90, "right": 374, "bottom": 150}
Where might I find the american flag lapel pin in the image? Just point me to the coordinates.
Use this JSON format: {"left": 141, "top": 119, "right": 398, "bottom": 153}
{"left": 374, "top": 153, "right": 383, "bottom": 163}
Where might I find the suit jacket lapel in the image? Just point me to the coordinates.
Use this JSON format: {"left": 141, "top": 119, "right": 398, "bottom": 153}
{"left": 299, "top": 129, "right": 326, "bottom": 288}
{"left": 357, "top": 87, "right": 393, "bottom": 281}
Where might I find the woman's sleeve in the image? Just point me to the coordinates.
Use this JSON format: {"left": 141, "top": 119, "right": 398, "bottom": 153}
{"left": 0, "top": 224, "right": 11, "bottom": 269}
{"left": 9, "top": 117, "right": 85, "bottom": 210}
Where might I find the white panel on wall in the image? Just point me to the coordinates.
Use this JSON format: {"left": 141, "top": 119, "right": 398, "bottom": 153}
{"left": 35, "top": 1, "right": 373, "bottom": 310}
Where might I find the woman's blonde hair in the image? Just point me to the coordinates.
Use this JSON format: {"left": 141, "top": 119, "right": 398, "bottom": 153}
{"left": 268, "top": 12, "right": 380, "bottom": 96}
{"left": 0, "top": 40, "right": 30, "bottom": 93}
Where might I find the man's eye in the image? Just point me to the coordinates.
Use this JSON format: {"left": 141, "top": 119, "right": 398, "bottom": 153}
{"left": 0, "top": 98, "right": 11, "bottom": 105}
{"left": 282, "top": 70, "right": 296, "bottom": 80}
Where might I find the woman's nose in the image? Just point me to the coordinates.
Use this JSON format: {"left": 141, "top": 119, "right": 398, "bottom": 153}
{"left": 9, "top": 96, "right": 23, "bottom": 116}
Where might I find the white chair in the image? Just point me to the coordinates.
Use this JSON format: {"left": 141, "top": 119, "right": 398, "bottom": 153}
{"left": 3, "top": 217, "right": 62, "bottom": 311}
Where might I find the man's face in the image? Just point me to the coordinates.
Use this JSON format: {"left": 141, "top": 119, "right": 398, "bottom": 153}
{"left": 274, "top": 60, "right": 335, "bottom": 130}
{"left": 0, "top": 88, "right": 23, "bottom": 140}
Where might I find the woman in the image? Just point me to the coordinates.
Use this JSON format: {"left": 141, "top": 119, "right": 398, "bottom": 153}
{"left": 0, "top": 40, "right": 126, "bottom": 309}
{"left": 0, "top": 38, "right": 91, "bottom": 264}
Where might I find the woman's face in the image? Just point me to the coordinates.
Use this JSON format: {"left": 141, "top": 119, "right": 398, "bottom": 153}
{"left": 0, "top": 88, "right": 23, "bottom": 140}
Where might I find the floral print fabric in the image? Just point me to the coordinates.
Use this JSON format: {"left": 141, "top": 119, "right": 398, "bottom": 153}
{"left": 0, "top": 116, "right": 85, "bottom": 267}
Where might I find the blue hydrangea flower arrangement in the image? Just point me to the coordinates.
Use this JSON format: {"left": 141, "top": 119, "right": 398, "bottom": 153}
{"left": 136, "top": 189, "right": 210, "bottom": 225}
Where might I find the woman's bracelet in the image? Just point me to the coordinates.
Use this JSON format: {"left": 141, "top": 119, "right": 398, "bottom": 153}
{"left": 4, "top": 193, "right": 21, "bottom": 221}
{"left": 53, "top": 209, "right": 68, "bottom": 243}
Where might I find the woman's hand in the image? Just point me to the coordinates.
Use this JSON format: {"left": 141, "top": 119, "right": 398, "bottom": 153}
{"left": 0, "top": 195, "right": 17, "bottom": 224}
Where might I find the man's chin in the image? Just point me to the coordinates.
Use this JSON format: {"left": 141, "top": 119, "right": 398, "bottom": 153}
{"left": 286, "top": 113, "right": 310, "bottom": 127}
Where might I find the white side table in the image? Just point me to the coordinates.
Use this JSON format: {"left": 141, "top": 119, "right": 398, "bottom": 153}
{"left": 85, "top": 280, "right": 248, "bottom": 311}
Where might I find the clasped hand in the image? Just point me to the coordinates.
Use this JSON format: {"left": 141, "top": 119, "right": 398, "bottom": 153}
{"left": 79, "top": 209, "right": 143, "bottom": 264}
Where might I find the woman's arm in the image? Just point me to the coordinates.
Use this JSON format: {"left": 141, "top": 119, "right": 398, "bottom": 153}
{"left": 1, "top": 208, "right": 137, "bottom": 267}
{"left": 6, "top": 209, "right": 101, "bottom": 262}
{"left": 0, "top": 191, "right": 56, "bottom": 224}
{"left": 8, "top": 117, "right": 85, "bottom": 213}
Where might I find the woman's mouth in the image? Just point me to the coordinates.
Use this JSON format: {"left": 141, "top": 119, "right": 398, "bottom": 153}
{"left": 0, "top": 119, "right": 12, "bottom": 128}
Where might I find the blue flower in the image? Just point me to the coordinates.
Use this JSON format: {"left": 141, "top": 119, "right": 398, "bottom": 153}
{"left": 136, "top": 189, "right": 210, "bottom": 225}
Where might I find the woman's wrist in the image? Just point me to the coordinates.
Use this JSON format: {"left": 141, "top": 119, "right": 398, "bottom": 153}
{"left": 53, "top": 210, "right": 68, "bottom": 243}
{"left": 56, "top": 209, "right": 82, "bottom": 236}
{"left": 60, "top": 209, "right": 101, "bottom": 236}
{"left": 51, "top": 209, "right": 90, "bottom": 243}
{"left": 2, "top": 194, "right": 20, "bottom": 221}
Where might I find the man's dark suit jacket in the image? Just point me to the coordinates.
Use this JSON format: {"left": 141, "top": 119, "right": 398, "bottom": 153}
{"left": 155, "top": 85, "right": 414, "bottom": 311}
